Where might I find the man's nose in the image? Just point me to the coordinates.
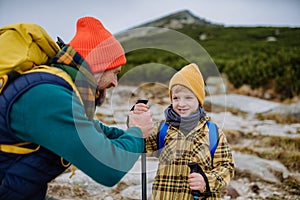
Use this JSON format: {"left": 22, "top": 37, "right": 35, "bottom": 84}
{"left": 111, "top": 78, "right": 118, "bottom": 87}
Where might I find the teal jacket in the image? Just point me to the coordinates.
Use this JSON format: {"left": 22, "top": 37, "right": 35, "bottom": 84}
{"left": 0, "top": 23, "right": 143, "bottom": 199}
{"left": 10, "top": 83, "right": 144, "bottom": 185}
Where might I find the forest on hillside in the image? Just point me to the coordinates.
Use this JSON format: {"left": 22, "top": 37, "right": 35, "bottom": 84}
{"left": 119, "top": 25, "right": 300, "bottom": 100}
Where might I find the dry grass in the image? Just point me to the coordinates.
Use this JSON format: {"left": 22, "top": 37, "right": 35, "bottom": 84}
{"left": 226, "top": 130, "right": 300, "bottom": 198}
{"left": 256, "top": 113, "right": 300, "bottom": 124}
{"left": 225, "top": 130, "right": 300, "bottom": 172}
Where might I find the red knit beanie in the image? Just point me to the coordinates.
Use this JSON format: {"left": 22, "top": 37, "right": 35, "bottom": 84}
{"left": 69, "top": 16, "right": 126, "bottom": 73}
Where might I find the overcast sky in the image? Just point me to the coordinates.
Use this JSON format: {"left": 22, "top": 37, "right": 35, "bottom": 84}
{"left": 0, "top": 0, "right": 299, "bottom": 42}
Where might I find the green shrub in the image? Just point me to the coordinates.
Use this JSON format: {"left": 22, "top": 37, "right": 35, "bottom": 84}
{"left": 119, "top": 26, "right": 300, "bottom": 99}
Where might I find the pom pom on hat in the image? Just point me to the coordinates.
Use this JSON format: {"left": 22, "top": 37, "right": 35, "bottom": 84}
{"left": 69, "top": 16, "right": 126, "bottom": 73}
{"left": 169, "top": 63, "right": 205, "bottom": 105}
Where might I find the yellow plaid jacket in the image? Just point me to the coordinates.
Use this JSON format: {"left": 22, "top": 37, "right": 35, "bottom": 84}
{"left": 145, "top": 118, "right": 235, "bottom": 200}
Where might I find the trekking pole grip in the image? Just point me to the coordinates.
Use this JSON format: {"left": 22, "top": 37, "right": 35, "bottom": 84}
{"left": 188, "top": 162, "right": 212, "bottom": 200}
{"left": 188, "top": 162, "right": 202, "bottom": 199}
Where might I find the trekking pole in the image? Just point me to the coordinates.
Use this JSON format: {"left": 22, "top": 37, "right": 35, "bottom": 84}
{"left": 141, "top": 150, "right": 147, "bottom": 200}
{"left": 129, "top": 99, "right": 148, "bottom": 200}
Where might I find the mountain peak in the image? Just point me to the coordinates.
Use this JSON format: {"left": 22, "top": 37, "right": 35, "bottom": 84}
{"left": 116, "top": 10, "right": 221, "bottom": 41}
{"left": 136, "top": 9, "right": 221, "bottom": 29}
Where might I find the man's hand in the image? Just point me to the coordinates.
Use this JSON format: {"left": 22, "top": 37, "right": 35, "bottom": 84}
{"left": 128, "top": 103, "right": 153, "bottom": 138}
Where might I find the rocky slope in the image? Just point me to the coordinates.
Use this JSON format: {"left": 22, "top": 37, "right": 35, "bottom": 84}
{"left": 47, "top": 82, "right": 300, "bottom": 200}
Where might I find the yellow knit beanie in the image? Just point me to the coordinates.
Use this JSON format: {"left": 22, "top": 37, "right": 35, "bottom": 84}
{"left": 169, "top": 63, "right": 205, "bottom": 105}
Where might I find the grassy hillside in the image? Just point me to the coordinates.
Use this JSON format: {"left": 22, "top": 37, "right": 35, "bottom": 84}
{"left": 119, "top": 25, "right": 300, "bottom": 100}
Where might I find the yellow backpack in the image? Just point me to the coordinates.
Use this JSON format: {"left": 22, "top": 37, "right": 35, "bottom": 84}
{"left": 0, "top": 22, "right": 59, "bottom": 92}
{"left": 0, "top": 23, "right": 79, "bottom": 175}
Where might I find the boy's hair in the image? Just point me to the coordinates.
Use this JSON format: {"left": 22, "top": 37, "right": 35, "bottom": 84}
{"left": 171, "top": 85, "right": 197, "bottom": 97}
{"left": 169, "top": 63, "right": 205, "bottom": 105}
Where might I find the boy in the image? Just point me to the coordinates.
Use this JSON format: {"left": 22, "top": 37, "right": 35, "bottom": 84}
{"left": 134, "top": 63, "right": 234, "bottom": 199}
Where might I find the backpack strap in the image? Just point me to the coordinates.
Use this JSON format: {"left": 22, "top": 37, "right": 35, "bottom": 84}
{"left": 0, "top": 142, "right": 40, "bottom": 154}
{"left": 157, "top": 121, "right": 169, "bottom": 152}
{"left": 24, "top": 65, "right": 83, "bottom": 104}
{"left": 206, "top": 121, "right": 219, "bottom": 158}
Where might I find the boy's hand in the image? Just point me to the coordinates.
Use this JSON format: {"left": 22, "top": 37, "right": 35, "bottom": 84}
{"left": 128, "top": 103, "right": 153, "bottom": 138}
{"left": 133, "top": 103, "right": 149, "bottom": 114}
{"left": 188, "top": 172, "right": 206, "bottom": 193}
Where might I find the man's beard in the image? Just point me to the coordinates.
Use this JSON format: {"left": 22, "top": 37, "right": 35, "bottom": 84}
{"left": 95, "top": 88, "right": 106, "bottom": 107}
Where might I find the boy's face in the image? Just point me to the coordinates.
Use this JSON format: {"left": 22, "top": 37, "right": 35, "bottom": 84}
{"left": 171, "top": 86, "right": 199, "bottom": 117}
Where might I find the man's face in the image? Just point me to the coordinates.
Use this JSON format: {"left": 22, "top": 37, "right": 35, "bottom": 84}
{"left": 94, "top": 66, "right": 122, "bottom": 90}
{"left": 93, "top": 66, "right": 121, "bottom": 107}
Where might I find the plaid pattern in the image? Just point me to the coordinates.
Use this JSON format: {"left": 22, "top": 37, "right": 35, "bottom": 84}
{"left": 146, "top": 119, "right": 235, "bottom": 200}
{"left": 49, "top": 46, "right": 98, "bottom": 120}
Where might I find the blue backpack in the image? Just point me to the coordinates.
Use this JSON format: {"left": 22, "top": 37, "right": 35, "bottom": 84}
{"left": 157, "top": 121, "right": 219, "bottom": 158}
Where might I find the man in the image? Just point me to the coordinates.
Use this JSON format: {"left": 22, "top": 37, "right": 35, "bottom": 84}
{"left": 0, "top": 16, "right": 153, "bottom": 200}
